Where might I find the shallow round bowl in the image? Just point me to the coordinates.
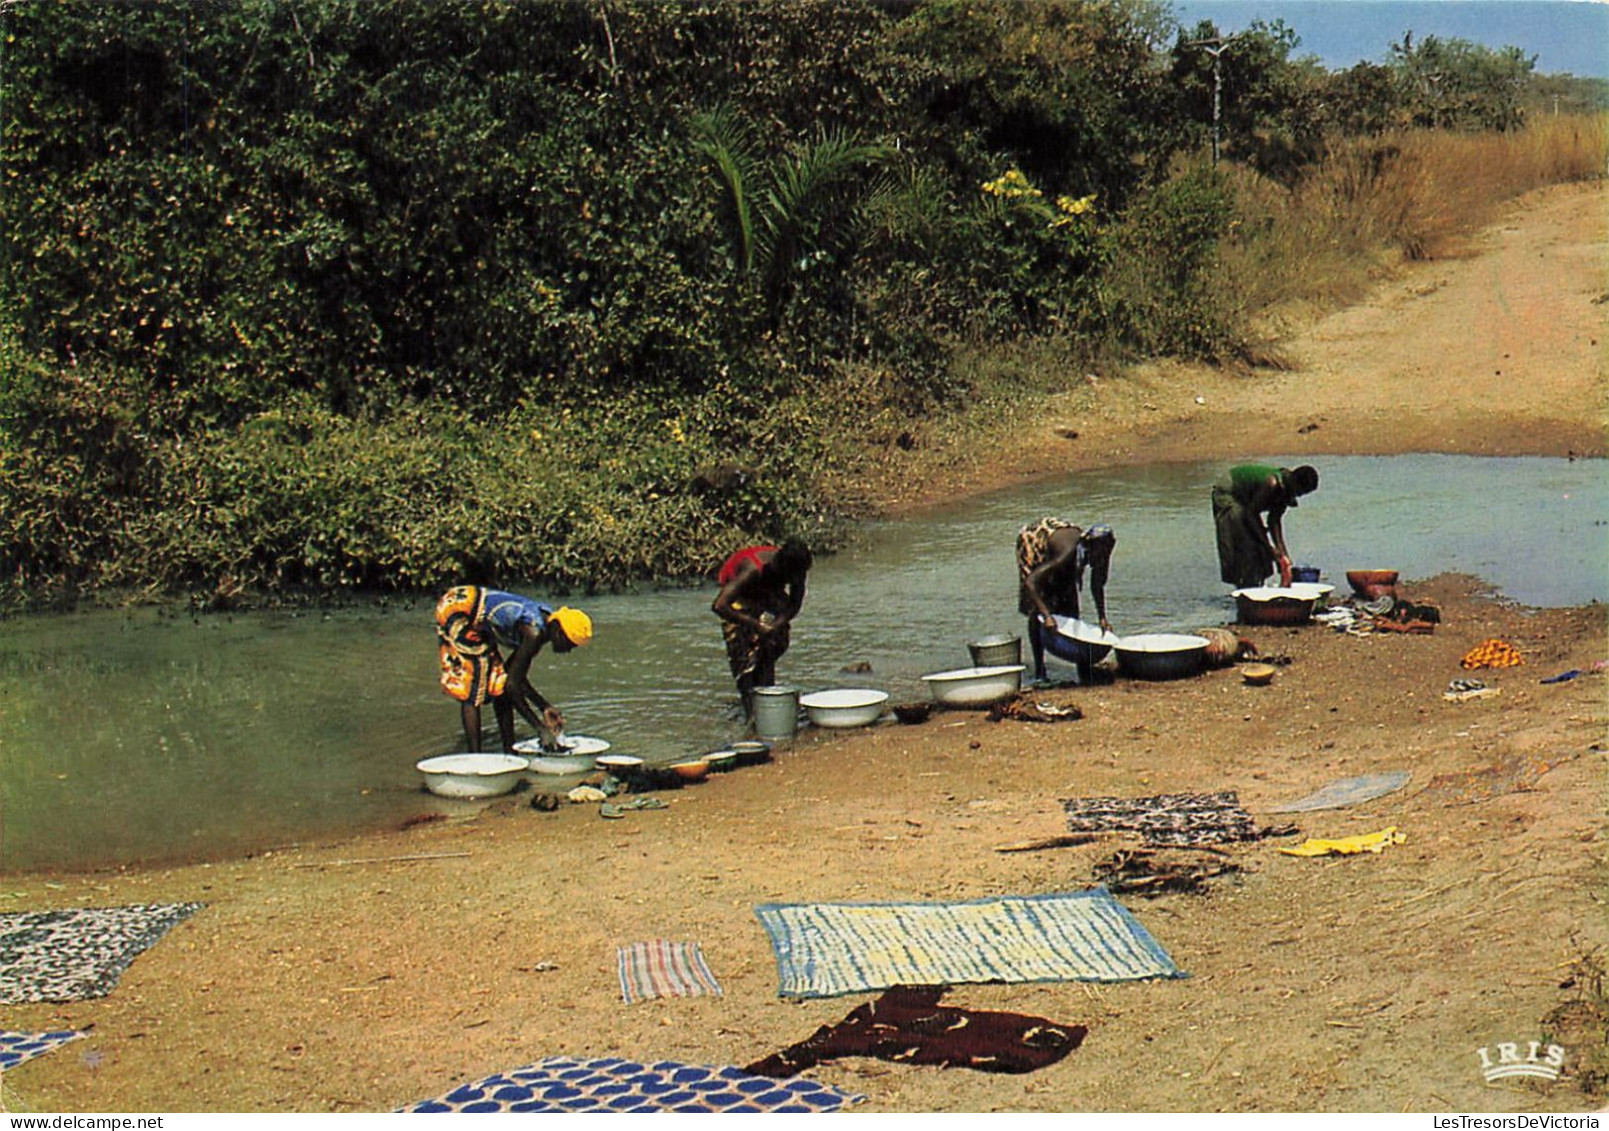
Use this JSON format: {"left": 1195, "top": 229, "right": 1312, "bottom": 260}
{"left": 1241, "top": 662, "right": 1278, "bottom": 686}
{"left": 595, "top": 754, "right": 646, "bottom": 774}
{"left": 732, "top": 740, "right": 773, "bottom": 766}
{"left": 799, "top": 688, "right": 890, "bottom": 728}
{"left": 921, "top": 665, "right": 1025, "bottom": 708}
{"left": 669, "top": 760, "right": 710, "bottom": 782}
{"left": 1113, "top": 634, "right": 1210, "bottom": 681}
{"left": 416, "top": 753, "right": 529, "bottom": 799}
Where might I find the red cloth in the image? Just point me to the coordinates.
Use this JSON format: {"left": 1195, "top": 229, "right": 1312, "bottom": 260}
{"left": 717, "top": 546, "right": 777, "bottom": 586}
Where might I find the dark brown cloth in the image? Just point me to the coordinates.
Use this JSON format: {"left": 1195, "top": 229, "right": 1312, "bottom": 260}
{"left": 743, "top": 985, "right": 1086, "bottom": 1077}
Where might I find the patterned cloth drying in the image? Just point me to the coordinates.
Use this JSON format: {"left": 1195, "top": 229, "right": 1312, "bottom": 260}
{"left": 400, "top": 1057, "right": 863, "bottom": 1113}
{"left": 1460, "top": 638, "right": 1525, "bottom": 669}
{"left": 1061, "top": 791, "right": 1261, "bottom": 846}
{"left": 754, "top": 888, "right": 1183, "bottom": 1000}
{"left": 0, "top": 1030, "right": 84, "bottom": 1071}
{"left": 0, "top": 903, "right": 205, "bottom": 1004}
{"left": 745, "top": 985, "right": 1086, "bottom": 1077}
{"left": 616, "top": 940, "right": 723, "bottom": 1004}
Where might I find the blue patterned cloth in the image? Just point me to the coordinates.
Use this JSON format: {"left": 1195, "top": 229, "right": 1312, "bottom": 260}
{"left": 755, "top": 887, "right": 1184, "bottom": 999}
{"left": 0, "top": 1030, "right": 84, "bottom": 1070}
{"left": 401, "top": 1056, "right": 863, "bottom": 1113}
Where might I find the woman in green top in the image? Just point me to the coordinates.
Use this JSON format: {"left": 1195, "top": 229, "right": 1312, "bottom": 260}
{"left": 1212, "top": 464, "right": 1319, "bottom": 588}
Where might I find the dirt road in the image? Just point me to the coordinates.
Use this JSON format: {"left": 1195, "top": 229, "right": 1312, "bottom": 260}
{"left": 3, "top": 183, "right": 1604, "bottom": 1115}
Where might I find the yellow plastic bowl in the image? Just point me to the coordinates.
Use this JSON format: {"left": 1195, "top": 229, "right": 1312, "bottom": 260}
{"left": 1241, "top": 663, "right": 1277, "bottom": 686}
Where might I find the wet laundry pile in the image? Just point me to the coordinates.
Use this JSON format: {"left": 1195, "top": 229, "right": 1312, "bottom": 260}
{"left": 0, "top": 903, "right": 206, "bottom": 1004}
{"left": 987, "top": 697, "right": 1083, "bottom": 724}
{"left": 1316, "top": 593, "right": 1442, "bottom": 635}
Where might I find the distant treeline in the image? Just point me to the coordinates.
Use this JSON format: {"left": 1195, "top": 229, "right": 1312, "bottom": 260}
{"left": 1, "top": 0, "right": 1601, "bottom": 607}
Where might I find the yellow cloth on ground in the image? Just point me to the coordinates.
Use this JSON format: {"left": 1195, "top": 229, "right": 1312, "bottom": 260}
{"left": 1278, "top": 826, "right": 1406, "bottom": 857}
{"left": 1460, "top": 638, "right": 1523, "bottom": 669}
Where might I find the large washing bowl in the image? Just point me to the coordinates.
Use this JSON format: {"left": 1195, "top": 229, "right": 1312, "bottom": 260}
{"left": 799, "top": 688, "right": 890, "bottom": 728}
{"left": 921, "top": 665, "right": 1025, "bottom": 708}
{"left": 1233, "top": 585, "right": 1332, "bottom": 626}
{"left": 416, "top": 753, "right": 529, "bottom": 799}
{"left": 1046, "top": 616, "right": 1120, "bottom": 667}
{"left": 513, "top": 734, "right": 609, "bottom": 775}
{"left": 1113, "top": 634, "right": 1210, "bottom": 681}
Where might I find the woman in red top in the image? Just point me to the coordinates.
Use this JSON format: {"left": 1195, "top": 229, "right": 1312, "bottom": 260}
{"left": 712, "top": 541, "right": 813, "bottom": 721}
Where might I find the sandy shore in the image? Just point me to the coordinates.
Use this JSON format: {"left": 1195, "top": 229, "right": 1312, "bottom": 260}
{"left": 3, "top": 182, "right": 1605, "bottom": 1114}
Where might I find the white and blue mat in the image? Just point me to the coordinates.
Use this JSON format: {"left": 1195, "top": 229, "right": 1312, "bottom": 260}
{"left": 755, "top": 887, "right": 1184, "bottom": 999}
{"left": 401, "top": 1056, "right": 863, "bottom": 1113}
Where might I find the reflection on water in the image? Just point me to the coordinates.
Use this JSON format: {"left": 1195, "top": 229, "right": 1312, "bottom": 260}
{"left": 1, "top": 454, "right": 1602, "bottom": 872}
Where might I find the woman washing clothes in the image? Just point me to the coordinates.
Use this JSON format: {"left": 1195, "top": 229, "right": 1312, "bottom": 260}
{"left": 1016, "top": 519, "right": 1115, "bottom": 684}
{"left": 712, "top": 541, "right": 813, "bottom": 722}
{"left": 1211, "top": 463, "right": 1320, "bottom": 588}
{"left": 434, "top": 586, "right": 594, "bottom": 753}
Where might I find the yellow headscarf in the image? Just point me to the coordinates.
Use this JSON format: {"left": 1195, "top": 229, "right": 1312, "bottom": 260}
{"left": 549, "top": 606, "right": 594, "bottom": 647}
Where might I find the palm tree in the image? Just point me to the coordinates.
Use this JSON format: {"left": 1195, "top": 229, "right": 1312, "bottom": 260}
{"left": 690, "top": 108, "right": 890, "bottom": 327}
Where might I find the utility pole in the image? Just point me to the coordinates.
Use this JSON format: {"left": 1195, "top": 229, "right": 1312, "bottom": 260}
{"left": 1185, "top": 35, "right": 1239, "bottom": 164}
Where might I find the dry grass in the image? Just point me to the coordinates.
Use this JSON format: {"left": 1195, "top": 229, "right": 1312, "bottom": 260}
{"left": 1218, "top": 115, "right": 1609, "bottom": 341}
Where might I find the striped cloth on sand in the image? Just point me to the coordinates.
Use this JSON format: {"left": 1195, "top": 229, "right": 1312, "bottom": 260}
{"left": 754, "top": 887, "right": 1184, "bottom": 1000}
{"left": 617, "top": 939, "right": 724, "bottom": 1004}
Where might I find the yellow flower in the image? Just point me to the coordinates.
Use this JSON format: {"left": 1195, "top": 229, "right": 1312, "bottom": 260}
{"left": 981, "top": 169, "right": 1042, "bottom": 199}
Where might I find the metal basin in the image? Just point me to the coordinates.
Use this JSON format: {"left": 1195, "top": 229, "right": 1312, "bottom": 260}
{"left": 921, "top": 664, "right": 1025, "bottom": 707}
{"left": 1045, "top": 616, "right": 1119, "bottom": 667}
{"left": 967, "top": 634, "right": 1023, "bottom": 668}
{"left": 1233, "top": 586, "right": 1318, "bottom": 626}
{"left": 513, "top": 734, "right": 609, "bottom": 775}
{"left": 1113, "top": 634, "right": 1210, "bottom": 681}
{"left": 799, "top": 688, "right": 890, "bottom": 728}
{"left": 415, "top": 753, "right": 529, "bottom": 799}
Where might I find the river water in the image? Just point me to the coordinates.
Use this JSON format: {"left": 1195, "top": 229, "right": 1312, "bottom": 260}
{"left": 2, "top": 454, "right": 1602, "bottom": 873}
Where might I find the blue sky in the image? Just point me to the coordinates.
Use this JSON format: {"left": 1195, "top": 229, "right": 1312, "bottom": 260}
{"left": 1168, "top": 1, "right": 1609, "bottom": 78}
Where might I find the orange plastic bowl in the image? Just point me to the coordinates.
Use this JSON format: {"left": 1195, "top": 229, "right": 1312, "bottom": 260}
{"left": 669, "top": 760, "right": 710, "bottom": 782}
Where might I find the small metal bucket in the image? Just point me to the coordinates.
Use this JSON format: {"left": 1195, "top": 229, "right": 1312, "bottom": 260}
{"left": 968, "top": 634, "right": 1022, "bottom": 668}
{"left": 752, "top": 685, "right": 800, "bottom": 741}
